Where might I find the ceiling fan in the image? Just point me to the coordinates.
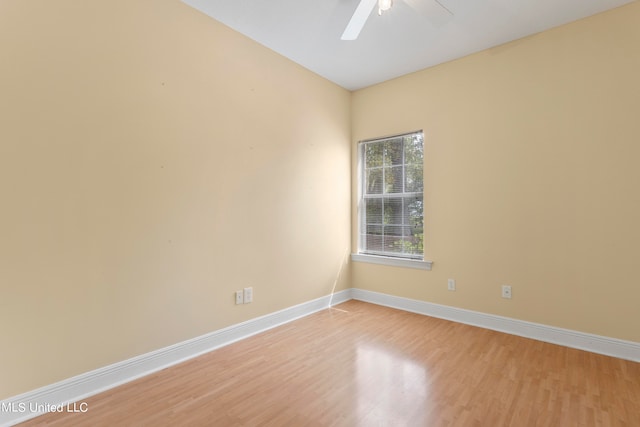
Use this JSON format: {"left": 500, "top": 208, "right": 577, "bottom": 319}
{"left": 341, "top": 0, "right": 453, "bottom": 40}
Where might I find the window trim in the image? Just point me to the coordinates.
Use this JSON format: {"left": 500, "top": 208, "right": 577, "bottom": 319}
{"left": 356, "top": 131, "right": 430, "bottom": 267}
{"left": 351, "top": 253, "right": 433, "bottom": 270}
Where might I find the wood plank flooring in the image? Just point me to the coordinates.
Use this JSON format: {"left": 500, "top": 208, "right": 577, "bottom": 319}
{"left": 18, "top": 300, "right": 640, "bottom": 426}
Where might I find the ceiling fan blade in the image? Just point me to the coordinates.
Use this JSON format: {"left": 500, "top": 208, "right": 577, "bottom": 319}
{"left": 404, "top": 0, "right": 453, "bottom": 27}
{"left": 341, "top": 0, "right": 378, "bottom": 40}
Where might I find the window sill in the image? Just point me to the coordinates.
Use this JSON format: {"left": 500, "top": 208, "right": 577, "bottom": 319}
{"left": 351, "top": 253, "right": 433, "bottom": 271}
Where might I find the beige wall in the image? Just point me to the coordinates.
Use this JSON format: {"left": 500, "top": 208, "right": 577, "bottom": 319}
{"left": 0, "top": 0, "right": 351, "bottom": 398}
{"left": 352, "top": 2, "right": 640, "bottom": 343}
{"left": 3, "top": 0, "right": 639, "bottom": 402}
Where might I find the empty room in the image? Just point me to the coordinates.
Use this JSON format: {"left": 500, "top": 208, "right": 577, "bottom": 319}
{"left": 1, "top": 0, "right": 639, "bottom": 425}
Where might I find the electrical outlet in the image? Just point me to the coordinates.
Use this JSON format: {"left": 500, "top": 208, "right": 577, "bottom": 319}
{"left": 501, "top": 285, "right": 512, "bottom": 299}
{"left": 244, "top": 287, "right": 253, "bottom": 304}
{"left": 235, "top": 290, "right": 244, "bottom": 305}
{"left": 447, "top": 279, "right": 456, "bottom": 291}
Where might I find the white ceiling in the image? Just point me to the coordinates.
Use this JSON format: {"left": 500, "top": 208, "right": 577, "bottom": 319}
{"left": 181, "top": 0, "right": 635, "bottom": 91}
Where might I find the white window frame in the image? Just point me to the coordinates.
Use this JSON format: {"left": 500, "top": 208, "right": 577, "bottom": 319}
{"left": 353, "top": 131, "right": 432, "bottom": 270}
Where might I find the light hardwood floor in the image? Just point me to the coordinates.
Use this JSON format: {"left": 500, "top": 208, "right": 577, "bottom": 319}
{"left": 19, "top": 300, "right": 640, "bottom": 426}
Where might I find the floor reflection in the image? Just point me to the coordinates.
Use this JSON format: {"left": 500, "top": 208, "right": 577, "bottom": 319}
{"left": 356, "top": 343, "right": 428, "bottom": 425}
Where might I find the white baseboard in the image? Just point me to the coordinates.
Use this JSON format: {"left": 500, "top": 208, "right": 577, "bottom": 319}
{"left": 3, "top": 287, "right": 638, "bottom": 426}
{"left": 350, "top": 288, "right": 640, "bottom": 363}
{"left": 0, "top": 289, "right": 352, "bottom": 427}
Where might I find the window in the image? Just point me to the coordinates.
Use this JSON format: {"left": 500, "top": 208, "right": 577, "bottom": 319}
{"left": 357, "top": 131, "right": 425, "bottom": 263}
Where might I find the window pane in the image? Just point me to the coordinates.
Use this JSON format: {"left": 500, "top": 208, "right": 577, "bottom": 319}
{"left": 384, "top": 225, "right": 404, "bottom": 237}
{"left": 404, "top": 134, "right": 423, "bottom": 164}
{"left": 396, "top": 236, "right": 423, "bottom": 255}
{"left": 366, "top": 224, "right": 382, "bottom": 235}
{"left": 365, "top": 143, "right": 383, "bottom": 168}
{"left": 406, "top": 196, "right": 423, "bottom": 228}
{"left": 384, "top": 198, "right": 403, "bottom": 225}
{"left": 383, "top": 226, "right": 405, "bottom": 254}
{"left": 384, "top": 166, "right": 403, "bottom": 193}
{"left": 365, "top": 198, "right": 382, "bottom": 224}
{"left": 405, "top": 165, "right": 423, "bottom": 193}
{"left": 362, "top": 233, "right": 383, "bottom": 252}
{"left": 383, "top": 138, "right": 404, "bottom": 166}
{"left": 366, "top": 169, "right": 383, "bottom": 194}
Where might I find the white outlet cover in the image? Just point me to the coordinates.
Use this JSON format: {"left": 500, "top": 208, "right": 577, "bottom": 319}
{"left": 447, "top": 279, "right": 456, "bottom": 291}
{"left": 243, "top": 287, "right": 253, "bottom": 303}
{"left": 501, "top": 285, "right": 512, "bottom": 299}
